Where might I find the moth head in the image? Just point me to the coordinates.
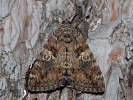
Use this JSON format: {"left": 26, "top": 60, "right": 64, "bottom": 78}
{"left": 58, "top": 17, "right": 85, "bottom": 43}
{"left": 59, "top": 19, "right": 74, "bottom": 43}
{"left": 62, "top": 19, "right": 70, "bottom": 25}
{"left": 59, "top": 19, "right": 71, "bottom": 27}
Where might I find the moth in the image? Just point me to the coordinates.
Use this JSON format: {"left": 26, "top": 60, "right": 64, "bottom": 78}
{"left": 25, "top": 18, "right": 105, "bottom": 93}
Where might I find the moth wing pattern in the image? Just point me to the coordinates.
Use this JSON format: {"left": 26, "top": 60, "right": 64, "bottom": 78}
{"left": 68, "top": 34, "right": 105, "bottom": 93}
{"left": 26, "top": 18, "right": 105, "bottom": 93}
{"left": 26, "top": 34, "right": 66, "bottom": 92}
{"left": 69, "top": 65, "right": 105, "bottom": 93}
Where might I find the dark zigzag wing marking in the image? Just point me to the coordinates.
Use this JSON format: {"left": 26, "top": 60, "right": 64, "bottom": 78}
{"left": 68, "top": 33, "right": 105, "bottom": 93}
{"left": 28, "top": 67, "right": 66, "bottom": 92}
{"left": 27, "top": 34, "right": 66, "bottom": 92}
{"left": 69, "top": 66, "right": 104, "bottom": 93}
{"left": 25, "top": 18, "right": 105, "bottom": 94}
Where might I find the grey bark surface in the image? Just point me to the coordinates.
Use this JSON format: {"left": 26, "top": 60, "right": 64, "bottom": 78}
{"left": 0, "top": 0, "right": 132, "bottom": 100}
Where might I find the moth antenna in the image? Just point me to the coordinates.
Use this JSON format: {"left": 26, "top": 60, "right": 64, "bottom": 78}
{"left": 73, "top": 16, "right": 86, "bottom": 27}
{"left": 69, "top": 11, "right": 76, "bottom": 22}
{"left": 53, "top": 13, "right": 64, "bottom": 27}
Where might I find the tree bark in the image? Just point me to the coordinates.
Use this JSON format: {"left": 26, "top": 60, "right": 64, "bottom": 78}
{"left": 0, "top": 0, "right": 132, "bottom": 100}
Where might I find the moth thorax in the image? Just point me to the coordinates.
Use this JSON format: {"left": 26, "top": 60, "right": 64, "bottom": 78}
{"left": 60, "top": 27, "right": 74, "bottom": 43}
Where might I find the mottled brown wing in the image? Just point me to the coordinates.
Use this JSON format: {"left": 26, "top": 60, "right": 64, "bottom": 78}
{"left": 26, "top": 20, "right": 105, "bottom": 93}
{"left": 68, "top": 34, "right": 105, "bottom": 93}
{"left": 26, "top": 34, "right": 66, "bottom": 92}
{"left": 28, "top": 67, "right": 66, "bottom": 92}
{"left": 69, "top": 66, "right": 104, "bottom": 93}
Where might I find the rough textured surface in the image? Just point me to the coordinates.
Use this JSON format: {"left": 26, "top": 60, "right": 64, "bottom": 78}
{"left": 0, "top": 0, "right": 132, "bottom": 100}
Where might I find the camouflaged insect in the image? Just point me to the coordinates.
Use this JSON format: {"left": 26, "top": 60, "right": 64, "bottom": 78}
{"left": 25, "top": 18, "right": 105, "bottom": 93}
